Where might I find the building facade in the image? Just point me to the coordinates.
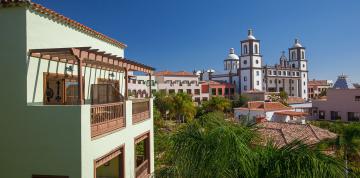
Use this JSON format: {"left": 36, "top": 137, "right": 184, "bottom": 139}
{"left": 308, "top": 79, "right": 333, "bottom": 99}
{"left": 312, "top": 75, "right": 360, "bottom": 122}
{"left": 200, "top": 80, "right": 236, "bottom": 102}
{"left": 0, "top": 1, "right": 154, "bottom": 178}
{"left": 199, "top": 29, "right": 309, "bottom": 100}
{"left": 128, "top": 72, "right": 157, "bottom": 99}
{"left": 154, "top": 71, "right": 203, "bottom": 101}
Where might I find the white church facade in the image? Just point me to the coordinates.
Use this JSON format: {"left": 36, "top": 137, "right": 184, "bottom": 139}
{"left": 199, "top": 29, "right": 308, "bottom": 100}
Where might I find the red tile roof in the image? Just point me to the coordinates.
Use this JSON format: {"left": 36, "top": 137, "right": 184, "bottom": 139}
{"left": 154, "top": 70, "right": 196, "bottom": 77}
{"left": 308, "top": 80, "right": 329, "bottom": 86}
{"left": 0, "top": 0, "right": 127, "bottom": 48}
{"left": 287, "top": 97, "right": 305, "bottom": 104}
{"left": 256, "top": 122, "right": 337, "bottom": 147}
{"left": 236, "top": 101, "right": 291, "bottom": 111}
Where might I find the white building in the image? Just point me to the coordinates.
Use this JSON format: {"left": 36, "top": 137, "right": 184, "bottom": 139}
{"left": 0, "top": 1, "right": 154, "bottom": 178}
{"left": 128, "top": 71, "right": 157, "bottom": 98}
{"left": 234, "top": 101, "right": 307, "bottom": 124}
{"left": 200, "top": 29, "right": 309, "bottom": 100}
{"left": 154, "top": 71, "right": 203, "bottom": 102}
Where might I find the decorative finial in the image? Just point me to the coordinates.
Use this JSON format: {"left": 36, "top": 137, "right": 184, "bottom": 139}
{"left": 295, "top": 38, "right": 299, "bottom": 44}
{"left": 248, "top": 29, "right": 253, "bottom": 36}
{"left": 281, "top": 51, "right": 285, "bottom": 56}
{"left": 229, "top": 48, "right": 235, "bottom": 54}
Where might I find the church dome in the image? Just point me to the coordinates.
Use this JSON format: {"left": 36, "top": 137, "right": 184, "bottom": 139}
{"left": 226, "top": 48, "right": 239, "bottom": 60}
{"left": 293, "top": 38, "right": 302, "bottom": 48}
{"left": 247, "top": 29, "right": 256, "bottom": 40}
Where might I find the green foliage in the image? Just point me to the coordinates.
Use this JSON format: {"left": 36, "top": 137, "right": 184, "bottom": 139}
{"left": 232, "top": 94, "right": 250, "bottom": 108}
{"left": 310, "top": 121, "right": 360, "bottom": 177}
{"left": 154, "top": 91, "right": 196, "bottom": 122}
{"left": 156, "top": 113, "right": 345, "bottom": 178}
{"left": 268, "top": 91, "right": 289, "bottom": 106}
{"left": 199, "top": 97, "right": 231, "bottom": 115}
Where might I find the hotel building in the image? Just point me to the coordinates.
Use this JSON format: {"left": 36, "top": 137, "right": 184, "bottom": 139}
{"left": 1, "top": 1, "right": 154, "bottom": 178}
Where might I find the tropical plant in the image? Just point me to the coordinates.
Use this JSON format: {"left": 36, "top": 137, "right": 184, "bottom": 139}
{"left": 168, "top": 92, "right": 196, "bottom": 123}
{"left": 154, "top": 91, "right": 173, "bottom": 119}
{"left": 268, "top": 91, "right": 289, "bottom": 106}
{"left": 232, "top": 94, "right": 250, "bottom": 108}
{"left": 157, "top": 113, "right": 345, "bottom": 178}
{"left": 200, "top": 96, "right": 231, "bottom": 114}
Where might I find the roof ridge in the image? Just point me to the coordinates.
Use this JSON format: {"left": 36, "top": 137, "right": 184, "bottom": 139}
{"left": 308, "top": 124, "right": 321, "bottom": 140}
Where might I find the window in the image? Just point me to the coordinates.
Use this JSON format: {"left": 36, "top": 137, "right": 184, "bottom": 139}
{"left": 319, "top": 111, "right": 325, "bottom": 119}
{"left": 355, "top": 96, "right": 360, "bottom": 101}
{"left": 243, "top": 60, "right": 247, "bottom": 65}
{"left": 301, "top": 51, "right": 305, "bottom": 59}
{"left": 304, "top": 82, "right": 306, "bottom": 86}
{"left": 225, "top": 88, "right": 229, "bottom": 95}
{"left": 291, "top": 51, "right": 296, "bottom": 59}
{"left": 256, "top": 60, "right": 259, "bottom": 64}
{"left": 135, "top": 133, "right": 150, "bottom": 176}
{"left": 178, "top": 89, "right": 183, "bottom": 93}
{"left": 211, "top": 88, "right": 217, "bottom": 95}
{"left": 278, "top": 71, "right": 281, "bottom": 75}
{"left": 331, "top": 111, "right": 341, "bottom": 120}
{"left": 194, "top": 89, "right": 200, "bottom": 95}
{"left": 302, "top": 64, "right": 305, "bottom": 68}
{"left": 303, "top": 73, "right": 306, "bottom": 78}
{"left": 244, "top": 76, "right": 247, "bottom": 81}
{"left": 218, "top": 88, "right": 223, "bottom": 95}
{"left": 187, "top": 89, "right": 192, "bottom": 94}
{"left": 283, "top": 71, "right": 286, "bottom": 75}
{"left": 273, "top": 71, "right": 276, "bottom": 75}
{"left": 195, "top": 97, "right": 201, "bottom": 103}
{"left": 288, "top": 71, "right": 291, "bottom": 76}
{"left": 270, "top": 80, "right": 273, "bottom": 84}
{"left": 256, "top": 81, "right": 260, "bottom": 86}
{"left": 244, "top": 86, "right": 247, "bottom": 91}
{"left": 230, "top": 88, "right": 235, "bottom": 94}
{"left": 278, "top": 80, "right": 281, "bottom": 84}
{"left": 203, "top": 97, "right": 208, "bottom": 101}
{"left": 348, "top": 112, "right": 360, "bottom": 122}
{"left": 296, "top": 72, "right": 300, "bottom": 76}
{"left": 268, "top": 71, "right": 271, "bottom": 75}
{"left": 244, "top": 45, "right": 248, "bottom": 54}
{"left": 256, "top": 71, "right": 260, "bottom": 76}
{"left": 304, "top": 89, "right": 306, "bottom": 94}
{"left": 255, "top": 44, "right": 259, "bottom": 54}
{"left": 169, "top": 89, "right": 175, "bottom": 94}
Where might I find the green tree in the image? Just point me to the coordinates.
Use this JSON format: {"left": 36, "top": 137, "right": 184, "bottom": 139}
{"left": 169, "top": 92, "right": 196, "bottom": 123}
{"left": 269, "top": 91, "right": 289, "bottom": 106}
{"left": 232, "top": 94, "right": 250, "bottom": 108}
{"left": 200, "top": 96, "right": 231, "bottom": 114}
{"left": 157, "top": 113, "right": 345, "bottom": 178}
{"left": 154, "top": 91, "right": 173, "bottom": 119}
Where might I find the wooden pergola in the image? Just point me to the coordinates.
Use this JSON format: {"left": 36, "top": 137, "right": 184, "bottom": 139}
{"left": 29, "top": 47, "right": 155, "bottom": 104}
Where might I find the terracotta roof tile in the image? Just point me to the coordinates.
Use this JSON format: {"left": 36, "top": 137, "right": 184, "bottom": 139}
{"left": 0, "top": 0, "right": 127, "bottom": 48}
{"left": 308, "top": 80, "right": 329, "bottom": 86}
{"left": 154, "top": 70, "right": 195, "bottom": 77}
{"left": 256, "top": 122, "right": 337, "bottom": 147}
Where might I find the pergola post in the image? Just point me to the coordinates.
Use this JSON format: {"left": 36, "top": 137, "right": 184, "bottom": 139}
{"left": 149, "top": 73, "right": 152, "bottom": 98}
{"left": 78, "top": 59, "right": 84, "bottom": 104}
{"left": 124, "top": 68, "right": 128, "bottom": 100}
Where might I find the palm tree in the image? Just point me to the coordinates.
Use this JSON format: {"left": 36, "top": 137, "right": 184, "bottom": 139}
{"left": 157, "top": 112, "right": 345, "bottom": 178}
{"left": 201, "top": 96, "right": 231, "bottom": 114}
{"left": 169, "top": 92, "right": 196, "bottom": 123}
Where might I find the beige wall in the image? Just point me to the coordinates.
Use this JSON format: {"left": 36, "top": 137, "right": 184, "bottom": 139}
{"left": 313, "top": 89, "right": 360, "bottom": 121}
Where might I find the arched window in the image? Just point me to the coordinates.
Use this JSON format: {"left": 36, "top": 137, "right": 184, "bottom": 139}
{"left": 292, "top": 64, "right": 295, "bottom": 68}
{"left": 256, "top": 60, "right": 259, "bottom": 64}
{"left": 301, "top": 51, "right": 305, "bottom": 59}
{"left": 243, "top": 45, "right": 248, "bottom": 54}
{"left": 243, "top": 60, "right": 247, "bottom": 65}
{"left": 291, "top": 51, "right": 296, "bottom": 60}
{"left": 255, "top": 44, "right": 259, "bottom": 54}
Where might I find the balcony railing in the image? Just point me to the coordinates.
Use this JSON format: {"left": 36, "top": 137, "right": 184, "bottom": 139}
{"left": 132, "top": 99, "right": 150, "bottom": 124}
{"left": 91, "top": 102, "right": 125, "bottom": 137}
{"left": 136, "top": 159, "right": 149, "bottom": 178}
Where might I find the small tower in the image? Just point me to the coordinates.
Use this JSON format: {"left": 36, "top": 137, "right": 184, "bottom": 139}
{"left": 279, "top": 51, "right": 287, "bottom": 67}
{"left": 224, "top": 48, "right": 239, "bottom": 73}
{"left": 288, "top": 38, "right": 308, "bottom": 100}
{"left": 239, "top": 29, "right": 263, "bottom": 92}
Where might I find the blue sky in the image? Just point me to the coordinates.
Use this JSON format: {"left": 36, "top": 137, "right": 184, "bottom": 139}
{"left": 34, "top": 0, "right": 360, "bottom": 82}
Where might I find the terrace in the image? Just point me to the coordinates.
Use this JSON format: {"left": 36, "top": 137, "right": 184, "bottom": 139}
{"left": 29, "top": 47, "right": 155, "bottom": 138}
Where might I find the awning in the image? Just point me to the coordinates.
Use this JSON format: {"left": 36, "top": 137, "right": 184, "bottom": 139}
{"left": 29, "top": 47, "right": 154, "bottom": 74}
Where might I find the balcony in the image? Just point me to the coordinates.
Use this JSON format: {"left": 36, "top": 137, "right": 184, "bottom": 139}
{"left": 91, "top": 102, "right": 125, "bottom": 138}
{"left": 132, "top": 99, "right": 151, "bottom": 124}
{"left": 136, "top": 159, "right": 149, "bottom": 178}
